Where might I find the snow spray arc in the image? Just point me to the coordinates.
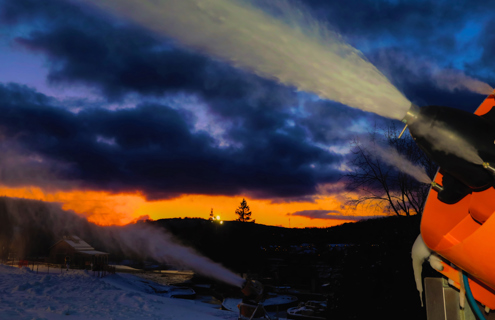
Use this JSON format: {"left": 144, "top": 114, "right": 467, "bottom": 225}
{"left": 86, "top": 0, "right": 492, "bottom": 118}
{"left": 1, "top": 197, "right": 244, "bottom": 288}
{"left": 86, "top": 0, "right": 411, "bottom": 120}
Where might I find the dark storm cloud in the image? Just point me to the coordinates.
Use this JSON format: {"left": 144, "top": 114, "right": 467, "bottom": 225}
{"left": 4, "top": 0, "right": 317, "bottom": 130}
{"left": 367, "top": 49, "right": 487, "bottom": 112}
{"left": 10, "top": 12, "right": 210, "bottom": 100}
{"left": 474, "top": 19, "right": 495, "bottom": 78}
{"left": 1, "top": 0, "right": 493, "bottom": 201}
{"left": 0, "top": 0, "right": 365, "bottom": 199}
{"left": 299, "top": 0, "right": 493, "bottom": 42}
{"left": 287, "top": 209, "right": 376, "bottom": 221}
{"left": 298, "top": 100, "right": 388, "bottom": 145}
{"left": 0, "top": 83, "right": 343, "bottom": 199}
{"left": 3, "top": 0, "right": 297, "bottom": 109}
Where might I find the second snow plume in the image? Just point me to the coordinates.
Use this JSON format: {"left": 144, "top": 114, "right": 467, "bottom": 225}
{"left": 431, "top": 68, "right": 493, "bottom": 95}
{"left": 362, "top": 142, "right": 432, "bottom": 184}
{"left": 87, "top": 0, "right": 411, "bottom": 120}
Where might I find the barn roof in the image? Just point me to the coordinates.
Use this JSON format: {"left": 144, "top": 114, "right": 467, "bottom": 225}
{"left": 78, "top": 250, "right": 108, "bottom": 255}
{"left": 50, "top": 235, "right": 108, "bottom": 255}
{"left": 64, "top": 236, "right": 94, "bottom": 251}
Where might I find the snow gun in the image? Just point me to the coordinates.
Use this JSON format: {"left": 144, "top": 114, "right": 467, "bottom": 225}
{"left": 405, "top": 92, "right": 495, "bottom": 319}
{"left": 241, "top": 279, "right": 264, "bottom": 299}
{"left": 238, "top": 279, "right": 267, "bottom": 319}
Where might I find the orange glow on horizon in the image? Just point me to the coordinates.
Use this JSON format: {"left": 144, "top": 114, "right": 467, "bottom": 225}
{"left": 0, "top": 185, "right": 388, "bottom": 228}
{"left": 0, "top": 186, "right": 146, "bottom": 225}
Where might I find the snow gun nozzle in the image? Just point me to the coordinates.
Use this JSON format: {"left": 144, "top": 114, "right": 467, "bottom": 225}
{"left": 431, "top": 182, "right": 444, "bottom": 192}
{"left": 398, "top": 104, "right": 420, "bottom": 139}
{"left": 401, "top": 103, "right": 420, "bottom": 126}
{"left": 483, "top": 162, "right": 495, "bottom": 175}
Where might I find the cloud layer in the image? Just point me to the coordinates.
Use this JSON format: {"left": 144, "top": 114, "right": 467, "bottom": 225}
{"left": 0, "top": 0, "right": 493, "bottom": 203}
{"left": 0, "top": 83, "right": 346, "bottom": 199}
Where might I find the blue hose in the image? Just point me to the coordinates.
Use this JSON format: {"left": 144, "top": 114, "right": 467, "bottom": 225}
{"left": 462, "top": 272, "right": 487, "bottom": 320}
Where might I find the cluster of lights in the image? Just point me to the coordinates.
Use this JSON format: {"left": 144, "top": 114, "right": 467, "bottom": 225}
{"left": 212, "top": 215, "right": 224, "bottom": 224}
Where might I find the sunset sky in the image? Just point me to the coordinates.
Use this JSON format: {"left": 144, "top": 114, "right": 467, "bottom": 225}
{"left": 0, "top": 0, "right": 493, "bottom": 228}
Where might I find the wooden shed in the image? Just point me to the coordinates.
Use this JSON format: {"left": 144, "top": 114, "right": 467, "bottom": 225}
{"left": 49, "top": 235, "right": 108, "bottom": 269}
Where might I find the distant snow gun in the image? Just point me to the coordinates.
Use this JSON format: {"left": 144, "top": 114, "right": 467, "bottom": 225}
{"left": 238, "top": 279, "right": 270, "bottom": 319}
{"left": 407, "top": 93, "right": 495, "bottom": 318}
{"left": 241, "top": 279, "right": 264, "bottom": 299}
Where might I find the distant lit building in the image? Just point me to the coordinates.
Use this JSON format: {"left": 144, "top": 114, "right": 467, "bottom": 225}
{"left": 49, "top": 235, "right": 108, "bottom": 268}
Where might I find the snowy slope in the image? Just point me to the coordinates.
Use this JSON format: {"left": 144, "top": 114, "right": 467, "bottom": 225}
{"left": 0, "top": 264, "right": 237, "bottom": 320}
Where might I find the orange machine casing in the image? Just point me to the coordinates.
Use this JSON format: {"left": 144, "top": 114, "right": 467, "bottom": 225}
{"left": 421, "top": 92, "right": 495, "bottom": 308}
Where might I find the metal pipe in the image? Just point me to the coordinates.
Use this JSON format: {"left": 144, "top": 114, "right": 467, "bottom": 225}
{"left": 431, "top": 182, "right": 444, "bottom": 192}
{"left": 463, "top": 272, "right": 487, "bottom": 320}
{"left": 483, "top": 162, "right": 495, "bottom": 175}
{"left": 398, "top": 124, "right": 408, "bottom": 139}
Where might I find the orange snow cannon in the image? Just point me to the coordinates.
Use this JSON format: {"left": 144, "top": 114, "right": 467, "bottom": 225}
{"left": 408, "top": 91, "right": 495, "bottom": 309}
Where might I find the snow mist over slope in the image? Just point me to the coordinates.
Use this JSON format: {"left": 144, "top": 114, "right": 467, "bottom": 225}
{"left": 0, "top": 197, "right": 244, "bottom": 288}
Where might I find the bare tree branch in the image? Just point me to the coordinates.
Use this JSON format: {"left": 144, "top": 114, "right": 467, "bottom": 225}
{"left": 344, "top": 123, "right": 437, "bottom": 216}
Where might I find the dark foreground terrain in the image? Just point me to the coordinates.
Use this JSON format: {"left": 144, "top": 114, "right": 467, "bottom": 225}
{"left": 0, "top": 197, "right": 432, "bottom": 320}
{"left": 152, "top": 216, "right": 430, "bottom": 320}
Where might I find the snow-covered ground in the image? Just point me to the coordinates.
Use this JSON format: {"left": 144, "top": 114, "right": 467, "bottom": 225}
{"left": 0, "top": 264, "right": 239, "bottom": 320}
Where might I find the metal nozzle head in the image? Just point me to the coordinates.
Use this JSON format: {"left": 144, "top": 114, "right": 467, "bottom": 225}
{"left": 483, "top": 162, "right": 495, "bottom": 175}
{"left": 401, "top": 103, "right": 420, "bottom": 125}
{"left": 431, "top": 182, "right": 444, "bottom": 192}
